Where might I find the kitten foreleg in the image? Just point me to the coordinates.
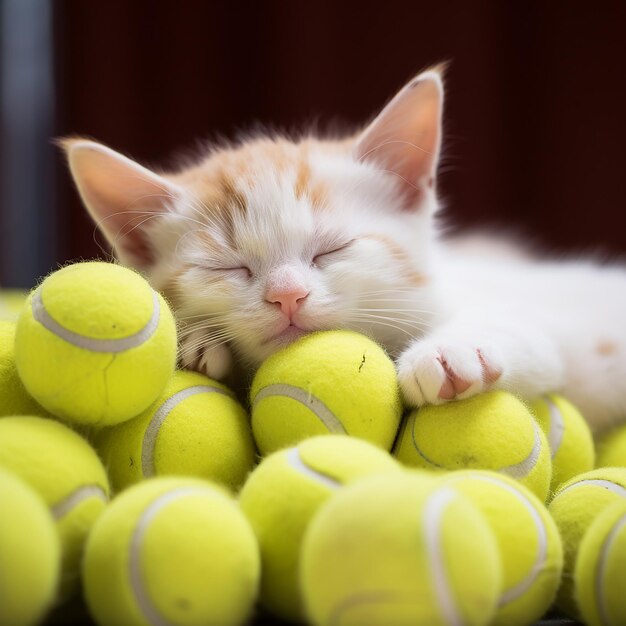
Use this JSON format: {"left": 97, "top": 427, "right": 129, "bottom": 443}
{"left": 179, "top": 329, "right": 233, "bottom": 381}
{"left": 396, "top": 317, "right": 566, "bottom": 407}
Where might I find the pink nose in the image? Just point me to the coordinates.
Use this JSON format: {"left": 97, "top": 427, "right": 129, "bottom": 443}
{"left": 266, "top": 286, "right": 309, "bottom": 317}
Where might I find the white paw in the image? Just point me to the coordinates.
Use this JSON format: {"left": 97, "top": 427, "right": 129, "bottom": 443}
{"left": 179, "top": 329, "right": 233, "bottom": 381}
{"left": 396, "top": 339, "right": 503, "bottom": 407}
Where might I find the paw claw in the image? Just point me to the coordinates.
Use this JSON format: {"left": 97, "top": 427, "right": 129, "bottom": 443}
{"left": 179, "top": 329, "right": 232, "bottom": 381}
{"left": 438, "top": 356, "right": 473, "bottom": 399}
{"left": 477, "top": 349, "right": 502, "bottom": 385}
{"left": 398, "top": 340, "right": 504, "bottom": 407}
{"left": 437, "top": 370, "right": 456, "bottom": 400}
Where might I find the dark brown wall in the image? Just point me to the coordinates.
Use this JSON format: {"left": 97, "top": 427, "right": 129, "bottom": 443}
{"left": 55, "top": 0, "right": 626, "bottom": 263}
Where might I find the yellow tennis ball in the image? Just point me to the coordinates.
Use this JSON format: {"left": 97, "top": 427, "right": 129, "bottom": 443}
{"left": 0, "top": 320, "right": 47, "bottom": 417}
{"left": 575, "top": 500, "right": 626, "bottom": 626}
{"left": 238, "top": 434, "right": 402, "bottom": 622}
{"left": 529, "top": 394, "right": 595, "bottom": 493}
{"left": 596, "top": 423, "right": 626, "bottom": 468}
{"left": 393, "top": 391, "right": 552, "bottom": 502}
{"left": 439, "top": 470, "right": 563, "bottom": 626}
{"left": 0, "top": 416, "right": 109, "bottom": 598}
{"left": 301, "top": 472, "right": 502, "bottom": 626}
{"left": 15, "top": 262, "right": 177, "bottom": 426}
{"left": 548, "top": 467, "right": 626, "bottom": 617}
{"left": 250, "top": 330, "right": 402, "bottom": 455}
{"left": 83, "top": 476, "right": 260, "bottom": 626}
{"left": 0, "top": 288, "right": 27, "bottom": 321}
{"left": 0, "top": 468, "right": 60, "bottom": 626}
{"left": 94, "top": 369, "right": 256, "bottom": 493}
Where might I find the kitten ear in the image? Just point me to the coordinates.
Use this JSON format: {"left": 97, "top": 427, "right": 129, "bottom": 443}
{"left": 355, "top": 65, "right": 445, "bottom": 209}
{"left": 60, "top": 138, "right": 183, "bottom": 270}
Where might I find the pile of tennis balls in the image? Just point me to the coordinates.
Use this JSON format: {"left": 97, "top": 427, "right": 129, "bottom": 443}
{"left": 1, "top": 260, "right": 626, "bottom": 626}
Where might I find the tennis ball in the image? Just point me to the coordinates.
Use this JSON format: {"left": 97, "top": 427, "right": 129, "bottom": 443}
{"left": 0, "top": 288, "right": 27, "bottom": 321}
{"left": 0, "top": 416, "right": 109, "bottom": 598}
{"left": 440, "top": 470, "right": 562, "bottom": 626}
{"left": 239, "top": 434, "right": 401, "bottom": 622}
{"left": 95, "top": 369, "right": 256, "bottom": 493}
{"left": 301, "top": 472, "right": 501, "bottom": 626}
{"left": 15, "top": 262, "right": 177, "bottom": 426}
{"left": 393, "top": 391, "right": 552, "bottom": 502}
{"left": 0, "top": 320, "right": 47, "bottom": 417}
{"left": 250, "top": 330, "right": 402, "bottom": 455}
{"left": 83, "top": 476, "right": 260, "bottom": 626}
{"left": 575, "top": 500, "right": 626, "bottom": 626}
{"left": 529, "top": 394, "right": 594, "bottom": 493}
{"left": 596, "top": 423, "right": 626, "bottom": 468}
{"left": 548, "top": 467, "right": 626, "bottom": 617}
{"left": 0, "top": 468, "right": 60, "bottom": 626}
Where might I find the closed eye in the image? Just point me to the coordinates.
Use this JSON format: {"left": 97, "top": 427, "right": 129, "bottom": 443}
{"left": 313, "top": 240, "right": 356, "bottom": 265}
{"left": 216, "top": 266, "right": 253, "bottom": 278}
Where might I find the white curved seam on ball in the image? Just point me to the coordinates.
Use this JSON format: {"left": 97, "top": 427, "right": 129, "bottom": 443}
{"left": 51, "top": 484, "right": 108, "bottom": 520}
{"left": 445, "top": 472, "right": 549, "bottom": 606}
{"left": 596, "top": 511, "right": 626, "bottom": 626}
{"left": 557, "top": 479, "right": 626, "bottom": 499}
{"left": 32, "top": 288, "right": 161, "bottom": 353}
{"left": 410, "top": 411, "right": 542, "bottom": 477}
{"left": 142, "top": 385, "right": 234, "bottom": 477}
{"left": 424, "top": 487, "right": 464, "bottom": 626}
{"left": 253, "top": 384, "right": 346, "bottom": 434}
{"left": 500, "top": 421, "right": 542, "bottom": 480}
{"left": 286, "top": 447, "right": 341, "bottom": 489}
{"left": 474, "top": 475, "right": 547, "bottom": 605}
{"left": 544, "top": 396, "right": 565, "bottom": 459}
{"left": 129, "top": 487, "right": 210, "bottom": 626}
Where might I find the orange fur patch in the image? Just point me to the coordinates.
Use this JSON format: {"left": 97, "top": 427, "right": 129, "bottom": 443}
{"left": 168, "top": 137, "right": 339, "bottom": 230}
{"left": 597, "top": 340, "right": 618, "bottom": 356}
{"left": 362, "top": 233, "right": 428, "bottom": 286}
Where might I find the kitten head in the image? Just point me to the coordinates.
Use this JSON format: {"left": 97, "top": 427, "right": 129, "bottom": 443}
{"left": 61, "top": 67, "right": 445, "bottom": 376}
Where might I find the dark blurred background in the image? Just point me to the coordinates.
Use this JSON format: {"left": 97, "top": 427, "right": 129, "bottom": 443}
{"left": 1, "top": 0, "right": 625, "bottom": 288}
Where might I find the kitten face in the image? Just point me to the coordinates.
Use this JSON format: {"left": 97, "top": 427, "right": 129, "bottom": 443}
{"left": 170, "top": 139, "right": 436, "bottom": 367}
{"left": 62, "top": 67, "right": 444, "bottom": 377}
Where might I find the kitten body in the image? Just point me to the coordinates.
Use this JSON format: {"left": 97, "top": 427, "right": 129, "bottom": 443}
{"left": 62, "top": 69, "right": 626, "bottom": 433}
{"left": 431, "top": 247, "right": 626, "bottom": 432}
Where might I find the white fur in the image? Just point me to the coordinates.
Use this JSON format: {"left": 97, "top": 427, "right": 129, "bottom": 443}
{"left": 172, "top": 151, "right": 441, "bottom": 374}
{"left": 427, "top": 250, "right": 626, "bottom": 432}
{"left": 165, "top": 146, "right": 626, "bottom": 433}
{"left": 66, "top": 72, "right": 626, "bottom": 434}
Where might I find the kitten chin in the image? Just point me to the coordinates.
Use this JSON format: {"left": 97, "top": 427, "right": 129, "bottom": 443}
{"left": 63, "top": 68, "right": 626, "bottom": 431}
{"left": 262, "top": 324, "right": 308, "bottom": 350}
{"left": 62, "top": 68, "right": 443, "bottom": 389}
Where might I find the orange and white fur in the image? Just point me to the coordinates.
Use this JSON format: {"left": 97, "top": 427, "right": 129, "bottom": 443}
{"left": 62, "top": 67, "right": 626, "bottom": 433}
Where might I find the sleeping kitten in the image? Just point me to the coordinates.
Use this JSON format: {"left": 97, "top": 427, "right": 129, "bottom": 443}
{"left": 61, "top": 66, "right": 626, "bottom": 433}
